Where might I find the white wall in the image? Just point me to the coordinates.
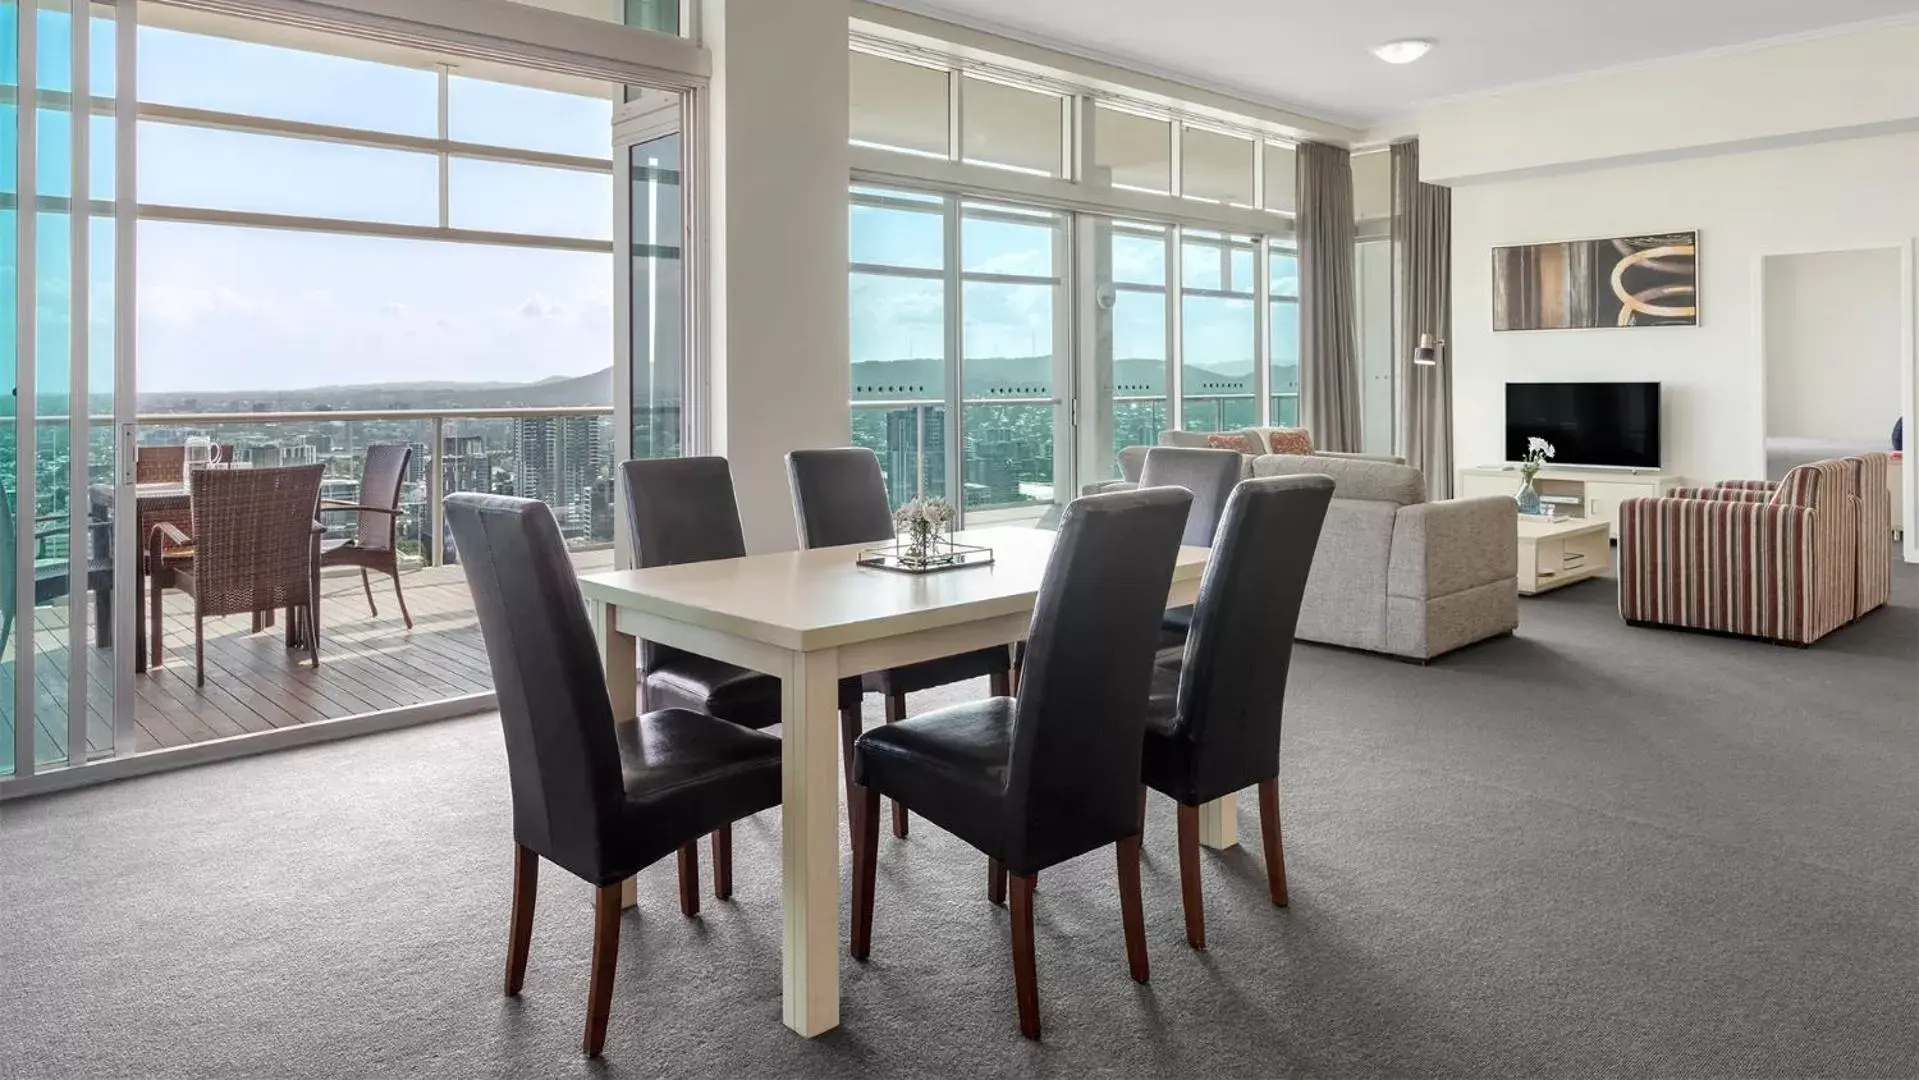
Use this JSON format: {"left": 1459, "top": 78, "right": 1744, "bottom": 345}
{"left": 1449, "top": 130, "right": 1919, "bottom": 486}
{"left": 704, "top": 0, "right": 852, "bottom": 553}
{"left": 1763, "top": 248, "right": 1905, "bottom": 442}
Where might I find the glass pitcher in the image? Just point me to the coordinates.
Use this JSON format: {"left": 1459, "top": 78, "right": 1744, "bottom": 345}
{"left": 182, "top": 435, "right": 222, "bottom": 484}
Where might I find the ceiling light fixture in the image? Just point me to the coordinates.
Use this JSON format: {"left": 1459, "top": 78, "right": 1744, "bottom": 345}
{"left": 1372, "top": 38, "right": 1435, "bottom": 65}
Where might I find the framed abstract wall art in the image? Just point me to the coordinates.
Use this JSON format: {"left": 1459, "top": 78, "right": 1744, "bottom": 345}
{"left": 1492, "top": 231, "right": 1698, "bottom": 330}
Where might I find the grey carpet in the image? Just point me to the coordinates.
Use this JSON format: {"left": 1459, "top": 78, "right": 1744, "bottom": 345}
{"left": 3, "top": 566, "right": 1916, "bottom": 1079}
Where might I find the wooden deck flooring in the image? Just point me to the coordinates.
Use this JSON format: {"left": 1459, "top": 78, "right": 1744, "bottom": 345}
{"left": 1, "top": 549, "right": 612, "bottom": 767}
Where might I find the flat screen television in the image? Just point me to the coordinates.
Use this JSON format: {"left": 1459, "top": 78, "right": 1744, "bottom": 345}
{"left": 1504, "top": 382, "right": 1661, "bottom": 468}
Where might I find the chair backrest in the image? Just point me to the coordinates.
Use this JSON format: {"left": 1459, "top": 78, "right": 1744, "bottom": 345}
{"left": 620, "top": 456, "right": 749, "bottom": 673}
{"left": 137, "top": 444, "right": 234, "bottom": 484}
{"left": 786, "top": 447, "right": 896, "bottom": 549}
{"left": 621, "top": 456, "right": 747, "bottom": 569}
{"left": 1139, "top": 446, "right": 1244, "bottom": 547}
{"left": 1770, "top": 459, "right": 1853, "bottom": 510}
{"left": 186, "top": 465, "right": 324, "bottom": 617}
{"left": 1171, "top": 474, "right": 1334, "bottom": 795}
{"left": 355, "top": 444, "right": 412, "bottom": 551}
{"left": 444, "top": 492, "right": 623, "bottom": 878}
{"left": 1005, "top": 486, "right": 1192, "bottom": 865}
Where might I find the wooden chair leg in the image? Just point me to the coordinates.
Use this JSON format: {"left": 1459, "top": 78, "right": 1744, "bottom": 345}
{"left": 1138, "top": 785, "right": 1149, "bottom": 830}
{"left": 505, "top": 845, "right": 538, "bottom": 996}
{"left": 711, "top": 826, "right": 733, "bottom": 900}
{"left": 1176, "top": 803, "right": 1206, "bottom": 950}
{"left": 677, "top": 842, "right": 700, "bottom": 917}
{"left": 148, "top": 576, "right": 164, "bottom": 669}
{"left": 1257, "top": 777, "right": 1289, "bottom": 907}
{"left": 884, "top": 693, "right": 909, "bottom": 838}
{"left": 988, "top": 858, "right": 1006, "bottom": 906}
{"left": 1116, "top": 835, "right": 1149, "bottom": 983}
{"left": 840, "top": 704, "right": 866, "bottom": 852}
{"left": 583, "top": 884, "right": 623, "bottom": 1058}
{"left": 390, "top": 567, "right": 413, "bottom": 629}
{"left": 850, "top": 784, "right": 881, "bottom": 961}
{"left": 360, "top": 568, "right": 379, "bottom": 617}
{"left": 988, "top": 667, "right": 1011, "bottom": 698}
{"left": 1009, "top": 873, "right": 1040, "bottom": 1039}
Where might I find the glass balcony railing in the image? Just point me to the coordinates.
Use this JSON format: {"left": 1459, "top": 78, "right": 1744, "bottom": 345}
{"left": 114, "top": 405, "right": 617, "bottom": 566}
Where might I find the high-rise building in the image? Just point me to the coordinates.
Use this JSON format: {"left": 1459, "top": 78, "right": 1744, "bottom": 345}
{"left": 881, "top": 405, "right": 947, "bottom": 505}
{"left": 515, "top": 417, "right": 608, "bottom": 526}
{"left": 439, "top": 435, "right": 491, "bottom": 495}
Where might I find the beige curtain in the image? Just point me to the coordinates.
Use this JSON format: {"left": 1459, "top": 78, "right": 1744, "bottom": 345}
{"left": 1296, "top": 142, "right": 1361, "bottom": 451}
{"left": 1392, "top": 140, "right": 1453, "bottom": 499}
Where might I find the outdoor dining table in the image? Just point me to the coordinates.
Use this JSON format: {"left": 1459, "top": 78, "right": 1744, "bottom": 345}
{"left": 574, "top": 525, "right": 1229, "bottom": 1038}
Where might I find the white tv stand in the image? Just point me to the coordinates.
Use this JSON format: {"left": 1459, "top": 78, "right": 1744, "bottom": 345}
{"left": 1457, "top": 465, "right": 1684, "bottom": 540}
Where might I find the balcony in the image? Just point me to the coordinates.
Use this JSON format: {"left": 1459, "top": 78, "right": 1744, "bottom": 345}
{"left": 3, "top": 406, "right": 622, "bottom": 767}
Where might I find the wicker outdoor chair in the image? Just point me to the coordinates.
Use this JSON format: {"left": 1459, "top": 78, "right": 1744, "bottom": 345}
{"left": 148, "top": 464, "right": 325, "bottom": 686}
{"left": 318, "top": 443, "right": 415, "bottom": 629}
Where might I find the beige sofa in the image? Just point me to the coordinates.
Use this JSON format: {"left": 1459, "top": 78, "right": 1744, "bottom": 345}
{"left": 1114, "top": 429, "right": 1404, "bottom": 484}
{"left": 1252, "top": 454, "right": 1519, "bottom": 661}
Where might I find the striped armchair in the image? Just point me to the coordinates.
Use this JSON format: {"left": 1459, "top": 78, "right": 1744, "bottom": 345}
{"left": 1618, "top": 460, "right": 1860, "bottom": 646}
{"left": 1667, "top": 451, "right": 1892, "bottom": 619}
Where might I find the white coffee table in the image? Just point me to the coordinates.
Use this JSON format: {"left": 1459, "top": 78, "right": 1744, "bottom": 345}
{"left": 1516, "top": 517, "right": 1611, "bottom": 595}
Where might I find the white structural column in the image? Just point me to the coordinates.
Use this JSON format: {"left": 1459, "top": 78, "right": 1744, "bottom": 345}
{"left": 701, "top": 0, "right": 852, "bottom": 553}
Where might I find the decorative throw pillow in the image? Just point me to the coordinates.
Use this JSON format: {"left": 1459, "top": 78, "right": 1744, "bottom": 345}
{"left": 1266, "top": 428, "right": 1315, "bottom": 455}
{"left": 1205, "top": 433, "right": 1256, "bottom": 454}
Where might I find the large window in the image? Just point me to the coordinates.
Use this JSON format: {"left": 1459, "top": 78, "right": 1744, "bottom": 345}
{"left": 1180, "top": 231, "right": 1257, "bottom": 433}
{"left": 960, "top": 202, "right": 1064, "bottom": 520}
{"left": 850, "top": 188, "right": 947, "bottom": 508}
{"left": 850, "top": 187, "right": 1066, "bottom": 522}
{"left": 847, "top": 44, "right": 1307, "bottom": 485}
{"left": 131, "top": 20, "right": 640, "bottom": 562}
{"left": 1107, "top": 221, "right": 1171, "bottom": 464}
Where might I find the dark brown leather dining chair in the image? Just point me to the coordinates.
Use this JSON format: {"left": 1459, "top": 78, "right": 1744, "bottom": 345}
{"left": 445, "top": 492, "right": 782, "bottom": 1059}
{"left": 1141, "top": 474, "right": 1333, "bottom": 950}
{"left": 785, "top": 447, "right": 1013, "bottom": 840}
{"left": 849, "top": 486, "right": 1194, "bottom": 1039}
{"left": 620, "top": 456, "right": 862, "bottom": 897}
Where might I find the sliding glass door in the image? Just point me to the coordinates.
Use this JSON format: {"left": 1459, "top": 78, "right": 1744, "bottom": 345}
{"left": 5, "top": 0, "right": 134, "bottom": 778}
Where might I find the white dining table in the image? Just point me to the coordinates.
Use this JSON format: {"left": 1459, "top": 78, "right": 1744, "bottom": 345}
{"left": 574, "top": 525, "right": 1233, "bottom": 1038}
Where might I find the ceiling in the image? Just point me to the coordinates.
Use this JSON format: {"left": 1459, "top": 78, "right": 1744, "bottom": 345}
{"left": 873, "top": 0, "right": 1919, "bottom": 127}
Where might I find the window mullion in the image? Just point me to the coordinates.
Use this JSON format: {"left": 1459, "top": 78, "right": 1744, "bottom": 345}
{"left": 436, "top": 65, "right": 451, "bottom": 229}
{"left": 1167, "top": 225, "right": 1182, "bottom": 433}
{"left": 943, "top": 195, "right": 964, "bottom": 517}
{"left": 1255, "top": 237, "right": 1271, "bottom": 426}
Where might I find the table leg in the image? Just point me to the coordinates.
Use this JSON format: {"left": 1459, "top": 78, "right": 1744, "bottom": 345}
{"left": 1198, "top": 792, "right": 1238, "bottom": 850}
{"left": 592, "top": 597, "right": 641, "bottom": 910}
{"left": 781, "top": 647, "right": 841, "bottom": 1037}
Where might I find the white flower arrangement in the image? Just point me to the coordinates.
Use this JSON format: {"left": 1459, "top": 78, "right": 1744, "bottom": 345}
{"left": 892, "top": 497, "right": 956, "bottom": 557}
{"left": 1520, "top": 437, "right": 1556, "bottom": 483}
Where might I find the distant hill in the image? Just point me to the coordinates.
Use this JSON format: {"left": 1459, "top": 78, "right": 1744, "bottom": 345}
{"left": 139, "top": 368, "right": 616, "bottom": 413}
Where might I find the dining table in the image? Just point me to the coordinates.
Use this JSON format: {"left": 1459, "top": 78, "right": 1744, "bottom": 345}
{"left": 575, "top": 525, "right": 1229, "bottom": 1038}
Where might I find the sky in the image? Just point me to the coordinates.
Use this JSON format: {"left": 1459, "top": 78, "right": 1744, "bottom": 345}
{"left": 7, "top": 14, "right": 619, "bottom": 395}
